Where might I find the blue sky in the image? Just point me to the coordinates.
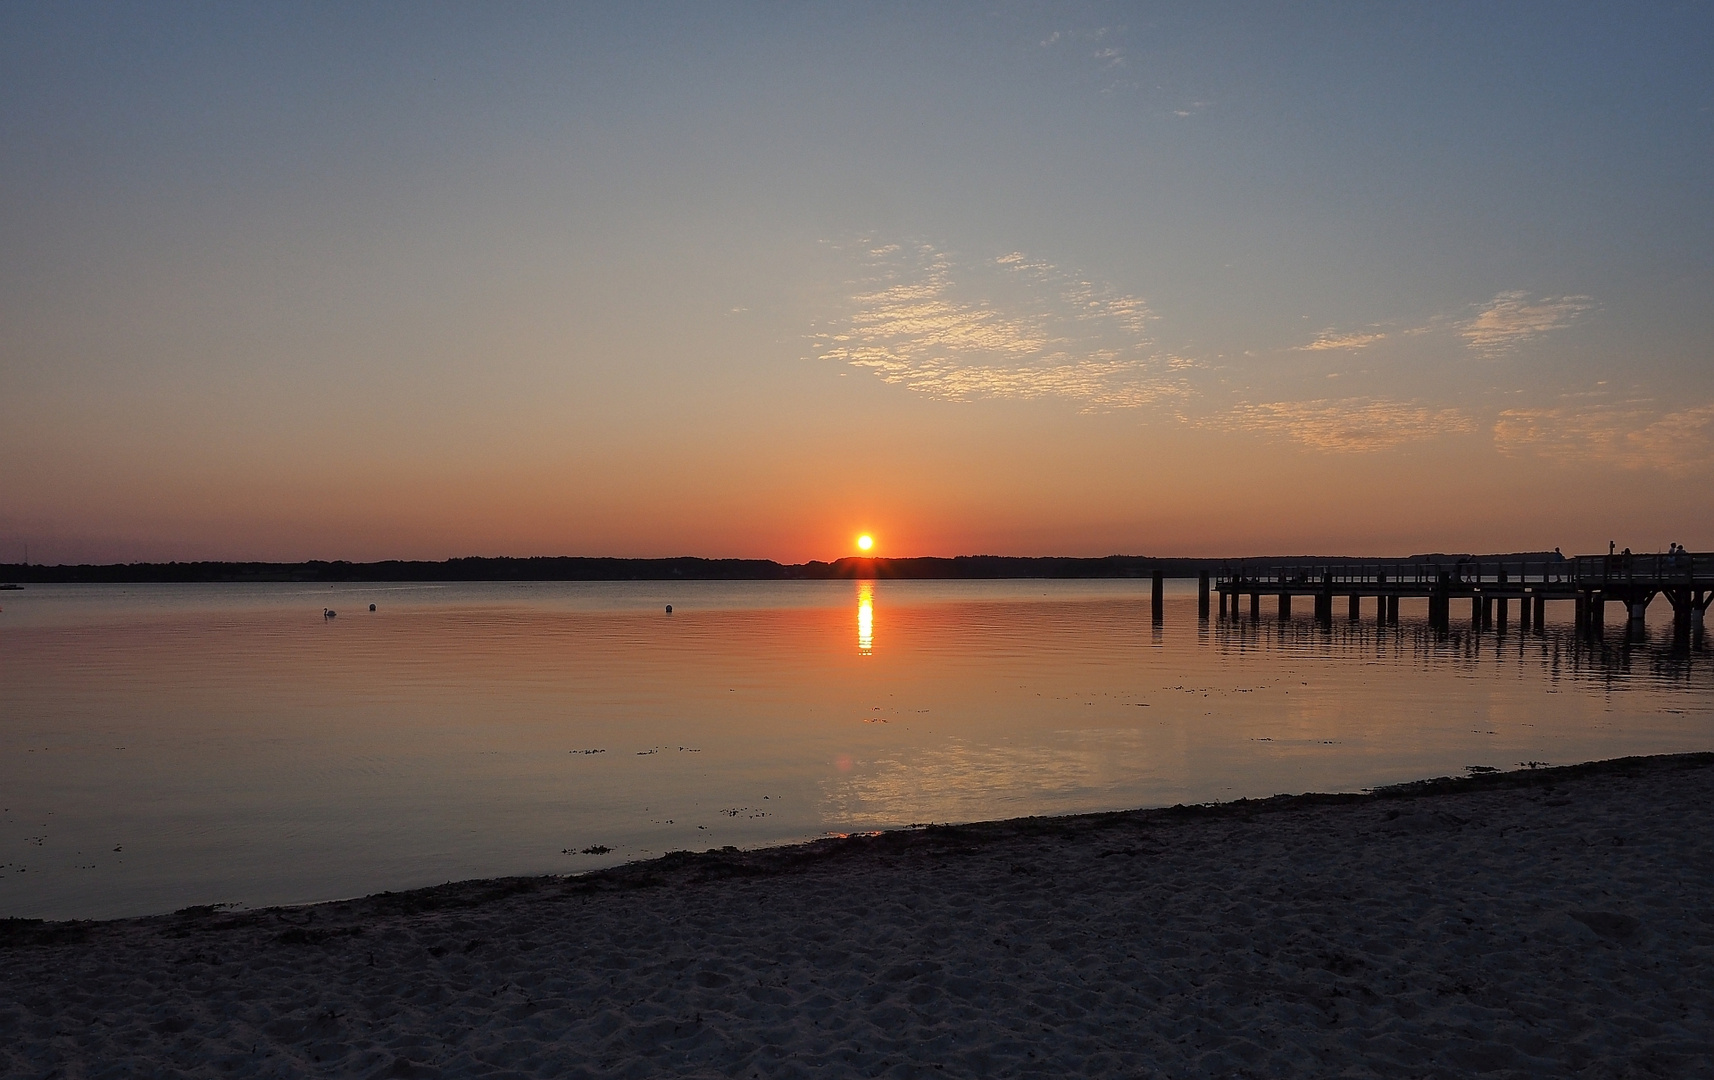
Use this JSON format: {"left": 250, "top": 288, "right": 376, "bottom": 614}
{"left": 2, "top": 3, "right": 1711, "bottom": 561}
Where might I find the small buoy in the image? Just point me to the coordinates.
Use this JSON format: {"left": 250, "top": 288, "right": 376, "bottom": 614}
{"left": 665, "top": 604, "right": 672, "bottom": 613}
{"left": 369, "top": 604, "right": 376, "bottom": 612}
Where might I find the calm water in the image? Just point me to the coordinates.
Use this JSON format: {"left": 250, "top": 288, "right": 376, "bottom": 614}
{"left": 3, "top": 579, "right": 1710, "bottom": 920}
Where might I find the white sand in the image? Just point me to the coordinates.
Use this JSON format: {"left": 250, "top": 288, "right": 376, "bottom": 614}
{"left": 4, "top": 753, "right": 1712, "bottom": 1078}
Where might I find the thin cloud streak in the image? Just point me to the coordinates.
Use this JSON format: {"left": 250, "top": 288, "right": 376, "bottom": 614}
{"left": 1494, "top": 402, "right": 1714, "bottom": 475}
{"left": 815, "top": 242, "right": 1191, "bottom": 412}
{"left": 1215, "top": 398, "right": 1476, "bottom": 452}
{"left": 1293, "top": 329, "right": 1387, "bottom": 352}
{"left": 1461, "top": 291, "right": 1593, "bottom": 355}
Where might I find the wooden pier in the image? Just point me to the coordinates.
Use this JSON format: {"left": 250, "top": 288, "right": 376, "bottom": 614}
{"left": 1183, "top": 552, "right": 1714, "bottom": 634}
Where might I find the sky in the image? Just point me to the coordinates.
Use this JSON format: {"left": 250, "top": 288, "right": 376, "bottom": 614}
{"left": 2, "top": 2, "right": 1712, "bottom": 564}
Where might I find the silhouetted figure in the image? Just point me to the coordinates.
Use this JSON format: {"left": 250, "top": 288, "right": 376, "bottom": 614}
{"left": 369, "top": 604, "right": 376, "bottom": 612}
{"left": 665, "top": 605, "right": 672, "bottom": 614}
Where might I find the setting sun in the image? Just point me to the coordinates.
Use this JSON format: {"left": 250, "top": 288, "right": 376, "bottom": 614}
{"left": 856, "top": 534, "right": 874, "bottom": 552}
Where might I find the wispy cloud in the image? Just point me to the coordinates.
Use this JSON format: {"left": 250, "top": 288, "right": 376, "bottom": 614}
{"left": 814, "top": 242, "right": 1190, "bottom": 412}
{"left": 1215, "top": 398, "right": 1476, "bottom": 452}
{"left": 1460, "top": 291, "right": 1593, "bottom": 355}
{"left": 1293, "top": 328, "right": 1387, "bottom": 352}
{"left": 1493, "top": 401, "right": 1714, "bottom": 475}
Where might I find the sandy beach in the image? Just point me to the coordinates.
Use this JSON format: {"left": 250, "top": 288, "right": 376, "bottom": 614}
{"left": 4, "top": 753, "right": 1711, "bottom": 1079}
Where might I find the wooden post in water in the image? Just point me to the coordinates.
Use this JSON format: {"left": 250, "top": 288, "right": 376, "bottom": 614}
{"left": 1151, "top": 570, "right": 1164, "bottom": 624}
{"left": 1533, "top": 594, "right": 1545, "bottom": 631}
{"left": 1388, "top": 595, "right": 1399, "bottom": 624}
{"left": 1278, "top": 592, "right": 1291, "bottom": 621}
{"left": 1198, "top": 571, "right": 1210, "bottom": 621}
{"left": 1472, "top": 595, "right": 1483, "bottom": 628}
{"left": 1348, "top": 593, "right": 1361, "bottom": 621}
{"left": 1250, "top": 592, "right": 1261, "bottom": 620}
{"left": 1519, "top": 589, "right": 1532, "bottom": 631}
{"left": 1496, "top": 572, "right": 1508, "bottom": 633}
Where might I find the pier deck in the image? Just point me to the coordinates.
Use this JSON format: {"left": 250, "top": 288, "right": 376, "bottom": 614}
{"left": 1201, "top": 552, "right": 1713, "bottom": 632}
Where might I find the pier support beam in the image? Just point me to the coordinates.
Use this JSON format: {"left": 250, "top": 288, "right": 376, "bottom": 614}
{"left": 1278, "top": 593, "right": 1291, "bottom": 621}
{"left": 1151, "top": 570, "right": 1163, "bottom": 624}
{"left": 1348, "top": 594, "right": 1361, "bottom": 621}
{"left": 1250, "top": 592, "right": 1261, "bottom": 620}
{"left": 1472, "top": 596, "right": 1483, "bottom": 628}
{"left": 1198, "top": 572, "right": 1210, "bottom": 622}
{"left": 1387, "top": 595, "right": 1398, "bottom": 624}
{"left": 1533, "top": 594, "right": 1545, "bottom": 631}
{"left": 1496, "top": 573, "right": 1508, "bottom": 633}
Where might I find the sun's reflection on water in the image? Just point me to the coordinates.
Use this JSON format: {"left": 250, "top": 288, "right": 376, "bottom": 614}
{"left": 857, "top": 581, "right": 874, "bottom": 654}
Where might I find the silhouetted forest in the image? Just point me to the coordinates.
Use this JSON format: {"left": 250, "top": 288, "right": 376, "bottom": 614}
{"left": 0, "top": 552, "right": 1564, "bottom": 584}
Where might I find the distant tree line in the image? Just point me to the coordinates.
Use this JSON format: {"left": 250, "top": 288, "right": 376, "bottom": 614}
{"left": 0, "top": 552, "right": 1565, "bottom": 584}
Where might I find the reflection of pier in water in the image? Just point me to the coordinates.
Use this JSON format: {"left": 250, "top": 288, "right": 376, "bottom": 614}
{"left": 1172, "top": 551, "right": 1713, "bottom": 638}
{"left": 1212, "top": 616, "right": 1712, "bottom": 691}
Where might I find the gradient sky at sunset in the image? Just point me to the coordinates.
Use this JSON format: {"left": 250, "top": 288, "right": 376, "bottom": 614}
{"left": 3, "top": 3, "right": 1711, "bottom": 563}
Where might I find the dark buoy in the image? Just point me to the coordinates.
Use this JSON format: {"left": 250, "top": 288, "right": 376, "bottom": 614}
{"left": 665, "top": 604, "right": 672, "bottom": 614}
{"left": 369, "top": 604, "right": 377, "bottom": 612}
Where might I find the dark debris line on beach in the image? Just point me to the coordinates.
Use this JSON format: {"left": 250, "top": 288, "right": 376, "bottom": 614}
{"left": 3, "top": 752, "right": 1712, "bottom": 1078}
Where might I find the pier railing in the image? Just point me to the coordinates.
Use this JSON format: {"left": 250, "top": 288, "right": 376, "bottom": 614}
{"left": 1570, "top": 553, "right": 1714, "bottom": 587}
{"left": 1215, "top": 559, "right": 1576, "bottom": 591}
{"left": 1215, "top": 554, "right": 1712, "bottom": 593}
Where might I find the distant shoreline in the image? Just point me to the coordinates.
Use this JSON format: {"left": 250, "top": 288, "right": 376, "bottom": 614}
{"left": 0, "top": 551, "right": 1563, "bottom": 585}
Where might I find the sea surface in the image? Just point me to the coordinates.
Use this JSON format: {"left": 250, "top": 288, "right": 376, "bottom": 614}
{"left": 3, "top": 579, "right": 1710, "bottom": 920}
